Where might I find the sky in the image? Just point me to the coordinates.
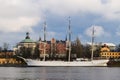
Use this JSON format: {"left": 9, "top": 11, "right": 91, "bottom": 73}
{"left": 0, "top": 0, "right": 120, "bottom": 49}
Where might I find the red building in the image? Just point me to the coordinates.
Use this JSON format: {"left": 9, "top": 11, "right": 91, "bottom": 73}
{"left": 38, "top": 38, "right": 67, "bottom": 58}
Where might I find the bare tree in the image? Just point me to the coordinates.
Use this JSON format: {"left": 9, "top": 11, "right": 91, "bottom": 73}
{"left": 71, "top": 37, "right": 83, "bottom": 58}
{"left": 3, "top": 43, "right": 9, "bottom": 58}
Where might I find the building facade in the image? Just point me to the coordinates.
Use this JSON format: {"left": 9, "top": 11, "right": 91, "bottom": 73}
{"left": 100, "top": 44, "right": 120, "bottom": 59}
{"left": 14, "top": 32, "right": 67, "bottom": 59}
{"left": 38, "top": 38, "right": 67, "bottom": 58}
{"left": 14, "top": 32, "right": 36, "bottom": 58}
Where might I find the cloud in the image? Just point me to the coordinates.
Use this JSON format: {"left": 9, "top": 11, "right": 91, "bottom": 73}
{"left": 0, "top": 0, "right": 120, "bottom": 33}
{"left": 0, "top": 17, "right": 40, "bottom": 33}
{"left": 101, "top": 0, "right": 120, "bottom": 20}
{"left": 0, "top": 0, "right": 120, "bottom": 47}
{"left": 39, "top": 0, "right": 102, "bottom": 15}
{"left": 0, "top": 0, "right": 42, "bottom": 33}
{"left": 40, "top": 0, "right": 120, "bottom": 20}
{"left": 85, "top": 25, "right": 110, "bottom": 37}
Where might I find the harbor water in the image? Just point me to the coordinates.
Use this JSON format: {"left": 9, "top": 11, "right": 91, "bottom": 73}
{"left": 0, "top": 67, "right": 120, "bottom": 80}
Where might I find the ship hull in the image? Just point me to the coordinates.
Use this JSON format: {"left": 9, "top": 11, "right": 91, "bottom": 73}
{"left": 25, "top": 59, "right": 109, "bottom": 67}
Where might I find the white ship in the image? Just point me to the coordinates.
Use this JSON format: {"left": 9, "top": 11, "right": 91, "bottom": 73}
{"left": 22, "top": 59, "right": 108, "bottom": 67}
{"left": 18, "top": 18, "right": 109, "bottom": 67}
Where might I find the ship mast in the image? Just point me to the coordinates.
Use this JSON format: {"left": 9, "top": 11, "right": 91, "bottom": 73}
{"left": 68, "top": 17, "right": 71, "bottom": 61}
{"left": 44, "top": 22, "right": 47, "bottom": 41}
{"left": 91, "top": 26, "right": 94, "bottom": 61}
{"left": 43, "top": 21, "right": 47, "bottom": 61}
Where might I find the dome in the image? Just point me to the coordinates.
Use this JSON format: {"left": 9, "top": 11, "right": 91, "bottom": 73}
{"left": 21, "top": 39, "right": 35, "bottom": 43}
{"left": 20, "top": 32, "right": 35, "bottom": 43}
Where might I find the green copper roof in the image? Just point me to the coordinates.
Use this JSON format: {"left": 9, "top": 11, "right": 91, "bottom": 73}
{"left": 21, "top": 38, "right": 35, "bottom": 43}
{"left": 20, "top": 32, "right": 35, "bottom": 43}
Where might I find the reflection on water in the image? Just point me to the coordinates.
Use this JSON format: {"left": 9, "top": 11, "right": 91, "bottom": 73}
{"left": 0, "top": 67, "right": 120, "bottom": 80}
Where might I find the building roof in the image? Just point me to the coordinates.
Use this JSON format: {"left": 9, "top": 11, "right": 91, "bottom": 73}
{"left": 21, "top": 39, "right": 35, "bottom": 43}
{"left": 20, "top": 32, "right": 35, "bottom": 43}
{"left": 87, "top": 42, "right": 116, "bottom": 47}
{"left": 101, "top": 43, "right": 116, "bottom": 47}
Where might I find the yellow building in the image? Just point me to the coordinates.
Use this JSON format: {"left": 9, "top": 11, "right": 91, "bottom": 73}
{"left": 100, "top": 52, "right": 120, "bottom": 59}
{"left": 100, "top": 44, "right": 120, "bottom": 58}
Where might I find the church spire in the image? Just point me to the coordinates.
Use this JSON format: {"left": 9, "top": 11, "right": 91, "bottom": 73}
{"left": 39, "top": 36, "right": 41, "bottom": 41}
{"left": 65, "top": 35, "right": 67, "bottom": 41}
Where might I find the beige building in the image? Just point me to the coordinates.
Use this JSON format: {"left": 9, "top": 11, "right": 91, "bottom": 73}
{"left": 14, "top": 32, "right": 36, "bottom": 56}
